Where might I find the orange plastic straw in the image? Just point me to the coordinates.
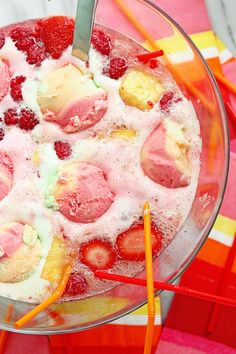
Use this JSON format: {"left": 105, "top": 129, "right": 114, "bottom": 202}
{"left": 0, "top": 304, "right": 14, "bottom": 354}
{"left": 114, "top": 0, "right": 214, "bottom": 114}
{"left": 14, "top": 264, "right": 72, "bottom": 329}
{"left": 143, "top": 202, "right": 155, "bottom": 354}
{"left": 213, "top": 70, "right": 236, "bottom": 97}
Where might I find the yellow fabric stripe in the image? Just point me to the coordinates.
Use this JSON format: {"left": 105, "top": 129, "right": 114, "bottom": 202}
{"left": 190, "top": 31, "right": 216, "bottom": 50}
{"left": 143, "top": 30, "right": 217, "bottom": 54}
{"left": 131, "top": 297, "right": 161, "bottom": 316}
{"left": 213, "top": 215, "right": 236, "bottom": 237}
{"left": 215, "top": 35, "right": 227, "bottom": 52}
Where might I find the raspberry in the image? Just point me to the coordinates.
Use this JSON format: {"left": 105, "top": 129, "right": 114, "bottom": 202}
{"left": 10, "top": 76, "right": 26, "bottom": 102}
{"left": 63, "top": 272, "right": 88, "bottom": 297}
{"left": 0, "top": 128, "right": 5, "bottom": 141}
{"left": 33, "top": 21, "right": 43, "bottom": 40}
{"left": 26, "top": 43, "right": 47, "bottom": 65}
{"left": 160, "top": 92, "right": 174, "bottom": 111}
{"left": 18, "top": 108, "right": 39, "bottom": 130}
{"left": 4, "top": 108, "right": 19, "bottom": 126}
{"left": 15, "top": 36, "right": 35, "bottom": 52}
{"left": 0, "top": 31, "right": 5, "bottom": 49}
{"left": 108, "top": 57, "right": 128, "bottom": 80}
{"left": 11, "top": 27, "right": 33, "bottom": 42}
{"left": 54, "top": 141, "right": 72, "bottom": 160}
{"left": 91, "top": 29, "right": 112, "bottom": 56}
{"left": 149, "top": 59, "right": 158, "bottom": 69}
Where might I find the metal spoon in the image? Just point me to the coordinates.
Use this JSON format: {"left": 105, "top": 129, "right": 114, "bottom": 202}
{"left": 72, "top": 0, "right": 98, "bottom": 61}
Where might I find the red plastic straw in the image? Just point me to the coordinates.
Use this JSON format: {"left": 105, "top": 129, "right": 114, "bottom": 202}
{"left": 207, "top": 235, "right": 236, "bottom": 333}
{"left": 95, "top": 271, "right": 236, "bottom": 308}
{"left": 136, "top": 50, "right": 164, "bottom": 64}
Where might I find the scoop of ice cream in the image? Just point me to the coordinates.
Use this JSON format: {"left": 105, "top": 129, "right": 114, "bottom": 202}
{"left": 0, "top": 59, "right": 11, "bottom": 101}
{"left": 37, "top": 63, "right": 107, "bottom": 133}
{"left": 119, "top": 69, "right": 163, "bottom": 111}
{"left": 0, "top": 223, "right": 41, "bottom": 283}
{"left": 52, "top": 162, "right": 114, "bottom": 223}
{"left": 0, "top": 151, "right": 13, "bottom": 201}
{"left": 141, "top": 119, "right": 191, "bottom": 188}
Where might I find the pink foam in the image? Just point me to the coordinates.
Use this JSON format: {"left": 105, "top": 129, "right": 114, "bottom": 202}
{"left": 141, "top": 124, "right": 190, "bottom": 188}
{"left": 0, "top": 222, "right": 24, "bottom": 257}
{"left": 55, "top": 162, "right": 114, "bottom": 223}
{"left": 0, "top": 59, "right": 11, "bottom": 101}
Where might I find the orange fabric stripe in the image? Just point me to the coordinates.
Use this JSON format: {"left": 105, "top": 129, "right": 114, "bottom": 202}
{"left": 196, "top": 238, "right": 236, "bottom": 273}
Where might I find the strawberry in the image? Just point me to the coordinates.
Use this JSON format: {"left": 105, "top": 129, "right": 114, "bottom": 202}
{"left": 42, "top": 16, "right": 75, "bottom": 59}
{"left": 63, "top": 272, "right": 88, "bottom": 297}
{"left": 116, "top": 224, "right": 163, "bottom": 261}
{"left": 80, "top": 239, "right": 117, "bottom": 271}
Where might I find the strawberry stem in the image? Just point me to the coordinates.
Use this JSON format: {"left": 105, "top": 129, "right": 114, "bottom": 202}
{"left": 136, "top": 50, "right": 164, "bottom": 64}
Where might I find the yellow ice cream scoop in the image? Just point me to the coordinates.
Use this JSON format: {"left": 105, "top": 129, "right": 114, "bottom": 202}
{"left": 119, "top": 69, "right": 163, "bottom": 111}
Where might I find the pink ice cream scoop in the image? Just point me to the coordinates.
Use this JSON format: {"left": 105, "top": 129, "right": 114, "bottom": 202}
{"left": 0, "top": 222, "right": 24, "bottom": 257}
{"left": 0, "top": 151, "right": 14, "bottom": 201}
{"left": 141, "top": 119, "right": 191, "bottom": 188}
{"left": 37, "top": 64, "right": 107, "bottom": 133}
{"left": 53, "top": 162, "right": 114, "bottom": 223}
{"left": 0, "top": 59, "right": 11, "bottom": 101}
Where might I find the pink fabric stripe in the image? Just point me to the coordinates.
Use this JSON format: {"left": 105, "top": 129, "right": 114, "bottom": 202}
{"left": 157, "top": 328, "right": 236, "bottom": 354}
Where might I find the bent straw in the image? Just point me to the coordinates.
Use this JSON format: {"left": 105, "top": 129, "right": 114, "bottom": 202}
{"left": 213, "top": 70, "right": 236, "bottom": 97}
{"left": 143, "top": 202, "right": 155, "bottom": 354}
{"left": 114, "top": 0, "right": 213, "bottom": 114}
{"left": 95, "top": 271, "right": 236, "bottom": 308}
{"left": 207, "top": 234, "right": 236, "bottom": 334}
{"left": 14, "top": 264, "right": 72, "bottom": 329}
{"left": 0, "top": 304, "right": 14, "bottom": 354}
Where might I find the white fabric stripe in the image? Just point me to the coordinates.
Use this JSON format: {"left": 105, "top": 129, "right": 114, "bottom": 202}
{"left": 219, "top": 49, "right": 233, "bottom": 64}
{"left": 168, "top": 47, "right": 218, "bottom": 64}
{"left": 111, "top": 314, "right": 161, "bottom": 326}
{"left": 208, "top": 229, "right": 234, "bottom": 247}
{"left": 200, "top": 47, "right": 219, "bottom": 59}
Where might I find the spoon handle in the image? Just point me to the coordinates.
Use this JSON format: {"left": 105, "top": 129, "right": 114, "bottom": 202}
{"left": 72, "top": 0, "right": 98, "bottom": 61}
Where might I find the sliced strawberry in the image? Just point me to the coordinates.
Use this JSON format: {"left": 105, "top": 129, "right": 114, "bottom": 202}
{"left": 63, "top": 272, "right": 88, "bottom": 297}
{"left": 116, "top": 224, "right": 163, "bottom": 261}
{"left": 42, "top": 16, "right": 75, "bottom": 59}
{"left": 80, "top": 239, "right": 117, "bottom": 271}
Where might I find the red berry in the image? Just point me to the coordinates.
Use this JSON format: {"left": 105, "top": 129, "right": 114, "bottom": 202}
{"left": 4, "top": 108, "right": 19, "bottom": 126}
{"left": 0, "top": 128, "right": 5, "bottom": 141}
{"left": 10, "top": 76, "right": 26, "bottom": 87}
{"left": 10, "top": 76, "right": 26, "bottom": 102}
{"left": 11, "top": 27, "right": 33, "bottom": 42}
{"left": 63, "top": 272, "right": 88, "bottom": 297}
{"left": 149, "top": 59, "right": 158, "bottom": 69}
{"left": 42, "top": 16, "right": 75, "bottom": 59}
{"left": 33, "top": 21, "right": 43, "bottom": 40}
{"left": 91, "top": 29, "right": 112, "bottom": 56}
{"left": 15, "top": 36, "right": 35, "bottom": 52}
{"left": 116, "top": 224, "right": 163, "bottom": 261}
{"left": 18, "top": 108, "right": 39, "bottom": 130}
{"left": 80, "top": 239, "right": 117, "bottom": 271}
{"left": 108, "top": 57, "right": 128, "bottom": 80}
{"left": 54, "top": 141, "right": 72, "bottom": 160}
{"left": 26, "top": 43, "right": 47, "bottom": 65}
{"left": 0, "top": 31, "right": 5, "bottom": 49}
{"left": 160, "top": 92, "right": 174, "bottom": 111}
